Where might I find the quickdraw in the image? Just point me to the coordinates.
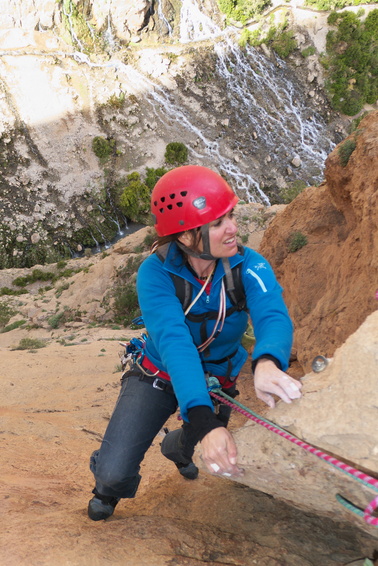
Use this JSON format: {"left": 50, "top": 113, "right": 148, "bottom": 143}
{"left": 206, "top": 376, "right": 378, "bottom": 527}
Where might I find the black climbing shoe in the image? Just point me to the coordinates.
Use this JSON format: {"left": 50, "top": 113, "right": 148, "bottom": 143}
{"left": 161, "top": 429, "right": 199, "bottom": 480}
{"left": 175, "top": 461, "right": 199, "bottom": 480}
{"left": 88, "top": 495, "right": 119, "bottom": 521}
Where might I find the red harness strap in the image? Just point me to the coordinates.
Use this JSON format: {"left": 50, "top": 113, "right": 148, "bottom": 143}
{"left": 140, "top": 354, "right": 235, "bottom": 389}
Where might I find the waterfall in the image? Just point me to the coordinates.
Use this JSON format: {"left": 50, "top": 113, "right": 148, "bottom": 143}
{"left": 180, "top": 0, "right": 224, "bottom": 43}
{"left": 62, "top": 0, "right": 85, "bottom": 51}
{"left": 177, "top": 0, "right": 334, "bottom": 192}
{"left": 62, "top": 0, "right": 335, "bottom": 205}
{"left": 213, "top": 35, "right": 332, "bottom": 168}
{"left": 157, "top": 0, "right": 173, "bottom": 36}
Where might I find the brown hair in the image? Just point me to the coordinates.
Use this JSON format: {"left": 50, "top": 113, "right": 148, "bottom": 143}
{"left": 151, "top": 228, "right": 202, "bottom": 255}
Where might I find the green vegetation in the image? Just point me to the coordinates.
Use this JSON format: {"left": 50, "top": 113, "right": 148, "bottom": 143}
{"left": 14, "top": 337, "right": 47, "bottom": 350}
{"left": 338, "top": 138, "right": 357, "bottom": 166}
{"left": 47, "top": 312, "right": 65, "bottom": 329}
{"left": 239, "top": 21, "right": 297, "bottom": 59}
{"left": 164, "top": 142, "right": 188, "bottom": 165}
{"left": 145, "top": 167, "right": 168, "bottom": 189}
{"left": 348, "top": 111, "right": 369, "bottom": 133}
{"left": 11, "top": 266, "right": 82, "bottom": 290}
{"left": 217, "top": 0, "right": 272, "bottom": 23}
{"left": 301, "top": 46, "right": 316, "bottom": 58}
{"left": 47, "top": 307, "right": 83, "bottom": 329}
{"left": 102, "top": 255, "right": 144, "bottom": 326}
{"left": 288, "top": 231, "right": 308, "bottom": 252}
{"left": 61, "top": 0, "right": 104, "bottom": 53}
{"left": 0, "top": 287, "right": 28, "bottom": 296}
{"left": 1, "top": 319, "right": 26, "bottom": 333}
{"left": 0, "top": 301, "right": 16, "bottom": 328}
{"left": 305, "top": 0, "right": 375, "bottom": 10}
{"left": 13, "top": 269, "right": 56, "bottom": 287}
{"left": 118, "top": 172, "right": 150, "bottom": 223}
{"left": 322, "top": 9, "right": 378, "bottom": 116}
{"left": 279, "top": 180, "right": 308, "bottom": 203}
{"left": 107, "top": 92, "right": 126, "bottom": 109}
{"left": 92, "top": 136, "right": 115, "bottom": 162}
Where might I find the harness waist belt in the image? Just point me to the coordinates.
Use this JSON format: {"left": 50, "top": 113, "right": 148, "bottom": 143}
{"left": 139, "top": 353, "right": 237, "bottom": 389}
{"left": 138, "top": 373, "right": 175, "bottom": 394}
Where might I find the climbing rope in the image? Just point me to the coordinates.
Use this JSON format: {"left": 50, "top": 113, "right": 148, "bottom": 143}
{"left": 207, "top": 378, "right": 378, "bottom": 527}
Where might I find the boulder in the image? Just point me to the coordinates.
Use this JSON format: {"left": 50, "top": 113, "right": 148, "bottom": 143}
{"left": 201, "top": 311, "right": 378, "bottom": 538}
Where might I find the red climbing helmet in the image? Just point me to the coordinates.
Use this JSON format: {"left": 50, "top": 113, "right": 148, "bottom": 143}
{"left": 151, "top": 165, "right": 239, "bottom": 237}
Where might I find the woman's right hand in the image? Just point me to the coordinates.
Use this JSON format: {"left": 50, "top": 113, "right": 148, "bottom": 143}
{"left": 201, "top": 427, "right": 244, "bottom": 477}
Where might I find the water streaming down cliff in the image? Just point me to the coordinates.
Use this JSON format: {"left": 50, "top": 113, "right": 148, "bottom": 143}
{"left": 0, "top": 0, "right": 342, "bottom": 266}
{"left": 178, "top": 1, "right": 334, "bottom": 187}
{"left": 65, "top": 0, "right": 335, "bottom": 205}
{"left": 157, "top": 0, "right": 173, "bottom": 36}
{"left": 179, "top": 0, "right": 224, "bottom": 43}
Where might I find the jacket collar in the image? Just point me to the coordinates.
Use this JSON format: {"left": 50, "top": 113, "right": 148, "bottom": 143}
{"left": 162, "top": 241, "right": 244, "bottom": 283}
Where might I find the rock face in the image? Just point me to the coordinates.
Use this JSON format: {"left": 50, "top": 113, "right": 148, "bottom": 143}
{"left": 259, "top": 110, "right": 378, "bottom": 371}
{"left": 227, "top": 309, "right": 378, "bottom": 538}
{"left": 0, "top": 0, "right": 346, "bottom": 268}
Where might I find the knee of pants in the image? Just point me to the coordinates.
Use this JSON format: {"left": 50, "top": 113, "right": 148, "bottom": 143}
{"left": 96, "top": 464, "right": 141, "bottom": 498}
{"left": 91, "top": 452, "right": 140, "bottom": 496}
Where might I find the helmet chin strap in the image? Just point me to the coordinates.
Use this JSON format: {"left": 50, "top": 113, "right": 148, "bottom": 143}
{"left": 176, "top": 224, "right": 216, "bottom": 261}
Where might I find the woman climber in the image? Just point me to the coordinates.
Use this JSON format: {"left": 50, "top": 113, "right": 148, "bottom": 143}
{"left": 88, "top": 165, "right": 302, "bottom": 521}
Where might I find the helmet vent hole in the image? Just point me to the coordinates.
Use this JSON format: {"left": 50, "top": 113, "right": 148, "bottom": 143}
{"left": 180, "top": 191, "right": 187, "bottom": 197}
{"left": 169, "top": 193, "right": 175, "bottom": 199}
{"left": 167, "top": 204, "right": 173, "bottom": 210}
{"left": 160, "top": 197, "right": 165, "bottom": 203}
{"left": 176, "top": 202, "right": 183, "bottom": 208}
{"left": 153, "top": 201, "right": 158, "bottom": 206}
{"left": 159, "top": 208, "right": 164, "bottom": 213}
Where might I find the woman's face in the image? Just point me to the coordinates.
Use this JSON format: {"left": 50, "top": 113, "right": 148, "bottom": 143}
{"left": 178, "top": 209, "right": 238, "bottom": 258}
{"left": 207, "top": 209, "right": 238, "bottom": 258}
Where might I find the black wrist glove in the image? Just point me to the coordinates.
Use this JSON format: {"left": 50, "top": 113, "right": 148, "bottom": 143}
{"left": 187, "top": 405, "right": 224, "bottom": 442}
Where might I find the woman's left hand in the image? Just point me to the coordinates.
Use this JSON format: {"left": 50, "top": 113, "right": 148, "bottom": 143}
{"left": 254, "top": 358, "right": 302, "bottom": 408}
{"left": 201, "top": 427, "right": 244, "bottom": 478}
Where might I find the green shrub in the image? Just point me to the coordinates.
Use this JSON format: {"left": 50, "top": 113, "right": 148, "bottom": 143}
{"left": 301, "top": 46, "right": 316, "bottom": 58}
{"left": 102, "top": 255, "right": 144, "bottom": 326}
{"left": 14, "top": 337, "right": 47, "bottom": 350}
{"left": 0, "top": 302, "right": 16, "bottom": 327}
{"left": 238, "top": 20, "right": 297, "bottom": 58}
{"left": 1, "top": 319, "right": 26, "bottom": 333}
{"left": 112, "top": 283, "right": 140, "bottom": 326}
{"left": 92, "top": 136, "right": 115, "bottom": 161}
{"left": 338, "top": 139, "right": 357, "bottom": 166}
{"left": 349, "top": 111, "right": 369, "bottom": 133}
{"left": 107, "top": 92, "right": 125, "bottom": 108}
{"left": 272, "top": 30, "right": 297, "bottom": 58}
{"left": 12, "top": 276, "right": 29, "bottom": 287}
{"left": 217, "top": 0, "right": 272, "bottom": 22}
{"left": 288, "top": 231, "right": 308, "bottom": 252}
{"left": 164, "top": 142, "right": 188, "bottom": 165}
{"left": 119, "top": 172, "right": 150, "bottom": 222}
{"left": 305, "top": 0, "right": 376, "bottom": 9}
{"left": 12, "top": 270, "right": 55, "bottom": 287}
{"left": 0, "top": 287, "right": 28, "bottom": 296}
{"left": 322, "top": 9, "right": 378, "bottom": 115}
{"left": 145, "top": 167, "right": 168, "bottom": 190}
{"left": 279, "top": 180, "right": 308, "bottom": 203}
{"left": 48, "top": 311, "right": 65, "bottom": 329}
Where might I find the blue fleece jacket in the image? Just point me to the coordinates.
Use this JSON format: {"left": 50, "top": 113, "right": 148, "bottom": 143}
{"left": 136, "top": 242, "right": 293, "bottom": 422}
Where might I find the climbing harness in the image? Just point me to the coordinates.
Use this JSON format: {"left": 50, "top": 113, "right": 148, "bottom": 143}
{"left": 155, "top": 243, "right": 247, "bottom": 356}
{"left": 206, "top": 376, "right": 378, "bottom": 528}
{"left": 155, "top": 243, "right": 246, "bottom": 315}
